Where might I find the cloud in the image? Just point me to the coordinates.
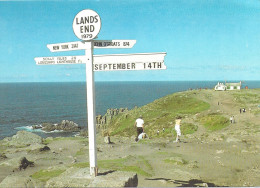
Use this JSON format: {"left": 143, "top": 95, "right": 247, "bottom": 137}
{"left": 66, "top": 73, "right": 71, "bottom": 77}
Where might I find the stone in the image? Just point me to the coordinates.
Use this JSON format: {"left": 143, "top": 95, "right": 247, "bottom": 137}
{"left": 0, "top": 175, "right": 38, "bottom": 188}
{"left": 104, "top": 136, "right": 111, "bottom": 144}
{"left": 42, "top": 120, "right": 81, "bottom": 132}
{"left": 0, "top": 153, "right": 7, "bottom": 159}
{"left": 0, "top": 157, "right": 34, "bottom": 170}
{"left": 5, "top": 131, "right": 42, "bottom": 147}
{"left": 46, "top": 167, "right": 138, "bottom": 187}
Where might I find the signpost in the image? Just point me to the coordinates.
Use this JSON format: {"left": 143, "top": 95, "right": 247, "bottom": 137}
{"left": 35, "top": 9, "right": 167, "bottom": 177}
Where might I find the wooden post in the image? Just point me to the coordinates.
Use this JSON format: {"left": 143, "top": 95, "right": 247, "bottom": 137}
{"left": 85, "top": 41, "right": 98, "bottom": 176}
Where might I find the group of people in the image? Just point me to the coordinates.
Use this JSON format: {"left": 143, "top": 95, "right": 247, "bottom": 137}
{"left": 134, "top": 115, "right": 182, "bottom": 143}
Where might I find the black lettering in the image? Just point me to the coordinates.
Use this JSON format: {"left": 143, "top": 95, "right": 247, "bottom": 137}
{"left": 122, "top": 64, "right": 126, "bottom": 69}
{"left": 90, "top": 25, "right": 95, "bottom": 32}
{"left": 113, "top": 64, "right": 116, "bottom": 69}
{"left": 94, "top": 64, "right": 98, "bottom": 70}
{"left": 99, "top": 64, "right": 102, "bottom": 70}
{"left": 84, "top": 17, "right": 89, "bottom": 24}
{"left": 80, "top": 26, "right": 84, "bottom": 33}
{"left": 104, "top": 64, "right": 108, "bottom": 70}
{"left": 94, "top": 15, "right": 98, "bottom": 23}
{"left": 108, "top": 64, "right": 112, "bottom": 69}
{"left": 61, "top": 45, "right": 69, "bottom": 49}
{"left": 158, "top": 62, "right": 162, "bottom": 68}
{"left": 127, "top": 63, "right": 130, "bottom": 69}
{"left": 117, "top": 64, "right": 122, "bottom": 69}
{"left": 53, "top": 46, "right": 59, "bottom": 50}
{"left": 131, "top": 63, "right": 135, "bottom": 69}
{"left": 80, "top": 17, "right": 85, "bottom": 24}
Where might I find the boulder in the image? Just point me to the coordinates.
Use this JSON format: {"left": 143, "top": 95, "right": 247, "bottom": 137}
{"left": 0, "top": 157, "right": 34, "bottom": 170}
{"left": 41, "top": 120, "right": 81, "bottom": 132}
{"left": 46, "top": 167, "right": 138, "bottom": 187}
{"left": 104, "top": 136, "right": 111, "bottom": 144}
{"left": 0, "top": 175, "right": 38, "bottom": 188}
{"left": 57, "top": 120, "right": 81, "bottom": 131}
{"left": 6, "top": 131, "right": 42, "bottom": 147}
{"left": 0, "top": 153, "right": 7, "bottom": 159}
{"left": 42, "top": 123, "right": 56, "bottom": 132}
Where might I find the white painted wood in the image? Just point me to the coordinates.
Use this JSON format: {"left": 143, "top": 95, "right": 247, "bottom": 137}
{"left": 85, "top": 42, "right": 98, "bottom": 176}
{"left": 93, "top": 40, "right": 136, "bottom": 48}
{"left": 47, "top": 41, "right": 87, "bottom": 52}
{"left": 34, "top": 56, "right": 86, "bottom": 65}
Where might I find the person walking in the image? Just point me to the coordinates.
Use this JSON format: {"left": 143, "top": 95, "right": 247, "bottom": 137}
{"left": 230, "top": 116, "right": 233, "bottom": 123}
{"left": 134, "top": 115, "right": 144, "bottom": 141}
{"left": 174, "top": 117, "right": 182, "bottom": 143}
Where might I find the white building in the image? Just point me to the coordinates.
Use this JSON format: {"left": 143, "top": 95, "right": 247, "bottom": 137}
{"left": 225, "top": 81, "right": 242, "bottom": 90}
{"left": 215, "top": 82, "right": 227, "bottom": 91}
{"left": 214, "top": 81, "right": 242, "bottom": 91}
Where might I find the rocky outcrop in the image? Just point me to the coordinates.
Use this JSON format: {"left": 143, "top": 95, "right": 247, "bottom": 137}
{"left": 96, "top": 108, "right": 128, "bottom": 128}
{"left": 0, "top": 157, "right": 34, "bottom": 171}
{"left": 41, "top": 120, "right": 81, "bottom": 132}
{"left": 46, "top": 167, "right": 138, "bottom": 187}
{"left": 3, "top": 131, "right": 42, "bottom": 147}
{"left": 0, "top": 175, "right": 38, "bottom": 188}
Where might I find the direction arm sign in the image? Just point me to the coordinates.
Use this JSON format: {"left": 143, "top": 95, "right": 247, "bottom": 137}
{"left": 93, "top": 40, "right": 136, "bottom": 48}
{"left": 35, "top": 55, "right": 86, "bottom": 65}
{"left": 47, "top": 41, "right": 86, "bottom": 52}
{"left": 35, "top": 52, "right": 167, "bottom": 71}
{"left": 93, "top": 52, "right": 166, "bottom": 71}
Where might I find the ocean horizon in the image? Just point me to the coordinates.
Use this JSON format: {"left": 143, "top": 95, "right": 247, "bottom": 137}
{"left": 0, "top": 81, "right": 259, "bottom": 139}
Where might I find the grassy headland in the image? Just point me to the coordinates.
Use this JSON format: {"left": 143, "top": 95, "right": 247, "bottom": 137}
{"left": 107, "top": 91, "right": 210, "bottom": 137}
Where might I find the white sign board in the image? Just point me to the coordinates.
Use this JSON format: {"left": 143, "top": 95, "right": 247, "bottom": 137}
{"left": 73, "top": 9, "right": 101, "bottom": 41}
{"left": 47, "top": 41, "right": 86, "bottom": 52}
{"left": 35, "top": 56, "right": 86, "bottom": 65}
{"left": 35, "top": 52, "right": 167, "bottom": 71}
{"left": 93, "top": 40, "right": 136, "bottom": 48}
{"left": 93, "top": 52, "right": 166, "bottom": 71}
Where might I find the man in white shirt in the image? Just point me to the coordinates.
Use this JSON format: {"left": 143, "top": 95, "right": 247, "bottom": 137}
{"left": 134, "top": 116, "right": 144, "bottom": 141}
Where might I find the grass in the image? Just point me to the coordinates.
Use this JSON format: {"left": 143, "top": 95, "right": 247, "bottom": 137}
{"left": 31, "top": 169, "right": 66, "bottom": 182}
{"left": 75, "top": 148, "right": 87, "bottom": 156}
{"left": 72, "top": 155, "right": 153, "bottom": 177}
{"left": 198, "top": 113, "right": 229, "bottom": 131}
{"left": 164, "top": 158, "right": 188, "bottom": 165}
{"left": 109, "top": 91, "right": 210, "bottom": 137}
{"left": 43, "top": 137, "right": 87, "bottom": 145}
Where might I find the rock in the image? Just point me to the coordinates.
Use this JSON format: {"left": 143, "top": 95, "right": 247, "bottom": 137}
{"left": 42, "top": 123, "right": 56, "bottom": 132}
{"left": 5, "top": 131, "right": 42, "bottom": 147}
{"left": 187, "top": 160, "right": 198, "bottom": 169}
{"left": 27, "top": 143, "right": 48, "bottom": 153}
{"left": 226, "top": 137, "right": 240, "bottom": 143}
{"left": 19, "top": 157, "right": 34, "bottom": 170}
{"left": 39, "top": 145, "right": 51, "bottom": 152}
{"left": 0, "top": 175, "right": 38, "bottom": 188}
{"left": 32, "top": 124, "right": 42, "bottom": 129}
{"left": 0, "top": 157, "right": 34, "bottom": 170}
{"left": 104, "top": 136, "right": 111, "bottom": 144}
{"left": 0, "top": 153, "right": 7, "bottom": 159}
{"left": 46, "top": 167, "right": 138, "bottom": 187}
{"left": 42, "top": 120, "right": 81, "bottom": 132}
{"left": 168, "top": 157, "right": 187, "bottom": 165}
{"left": 57, "top": 120, "right": 81, "bottom": 131}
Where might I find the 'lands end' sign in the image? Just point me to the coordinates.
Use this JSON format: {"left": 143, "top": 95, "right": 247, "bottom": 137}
{"left": 73, "top": 9, "right": 101, "bottom": 41}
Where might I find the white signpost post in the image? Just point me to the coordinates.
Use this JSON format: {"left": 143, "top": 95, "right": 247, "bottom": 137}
{"left": 35, "top": 9, "right": 167, "bottom": 177}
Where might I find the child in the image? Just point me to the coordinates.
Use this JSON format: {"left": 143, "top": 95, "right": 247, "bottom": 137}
{"left": 174, "top": 117, "right": 182, "bottom": 143}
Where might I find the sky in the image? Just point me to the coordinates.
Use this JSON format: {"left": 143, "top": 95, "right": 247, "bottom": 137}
{"left": 0, "top": 0, "right": 259, "bottom": 82}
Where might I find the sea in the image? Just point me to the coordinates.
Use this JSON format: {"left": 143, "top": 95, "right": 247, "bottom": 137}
{"left": 0, "top": 81, "right": 259, "bottom": 139}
